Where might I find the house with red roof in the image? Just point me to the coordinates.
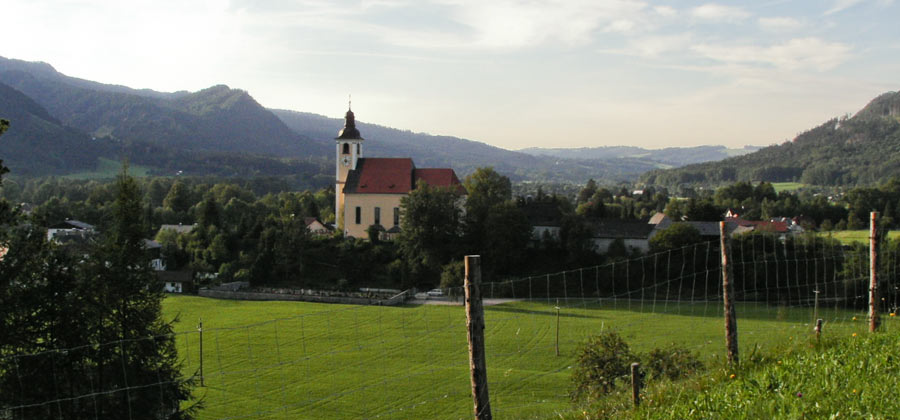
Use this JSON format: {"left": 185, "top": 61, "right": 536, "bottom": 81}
{"left": 334, "top": 106, "right": 465, "bottom": 239}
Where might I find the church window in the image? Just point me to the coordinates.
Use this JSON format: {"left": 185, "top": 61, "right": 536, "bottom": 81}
{"left": 393, "top": 208, "right": 400, "bottom": 226}
{"left": 343, "top": 143, "right": 350, "bottom": 154}
{"left": 355, "top": 207, "right": 361, "bottom": 224}
{"left": 356, "top": 143, "right": 361, "bottom": 155}
{"left": 374, "top": 207, "right": 381, "bottom": 225}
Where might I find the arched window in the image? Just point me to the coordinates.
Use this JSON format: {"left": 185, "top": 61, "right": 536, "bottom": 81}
{"left": 356, "top": 143, "right": 361, "bottom": 155}
{"left": 342, "top": 143, "right": 350, "bottom": 154}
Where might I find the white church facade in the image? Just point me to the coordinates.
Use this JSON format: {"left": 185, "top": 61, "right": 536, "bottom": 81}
{"left": 334, "top": 107, "right": 465, "bottom": 239}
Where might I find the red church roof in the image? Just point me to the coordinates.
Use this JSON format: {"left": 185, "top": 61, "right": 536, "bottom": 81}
{"left": 343, "top": 158, "right": 464, "bottom": 194}
{"left": 414, "top": 168, "right": 466, "bottom": 194}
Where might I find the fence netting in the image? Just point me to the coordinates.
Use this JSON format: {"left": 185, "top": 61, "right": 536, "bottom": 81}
{"left": 3, "top": 233, "right": 897, "bottom": 419}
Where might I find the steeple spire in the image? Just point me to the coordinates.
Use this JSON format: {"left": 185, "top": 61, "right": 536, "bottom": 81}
{"left": 336, "top": 99, "right": 363, "bottom": 140}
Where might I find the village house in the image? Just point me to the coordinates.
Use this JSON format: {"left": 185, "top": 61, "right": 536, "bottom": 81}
{"left": 46, "top": 220, "right": 96, "bottom": 242}
{"left": 521, "top": 201, "right": 564, "bottom": 246}
{"left": 334, "top": 106, "right": 465, "bottom": 239}
{"left": 304, "top": 217, "right": 332, "bottom": 237}
{"left": 592, "top": 219, "right": 657, "bottom": 253}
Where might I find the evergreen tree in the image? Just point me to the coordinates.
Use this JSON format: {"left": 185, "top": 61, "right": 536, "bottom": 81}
{"left": 0, "top": 163, "right": 196, "bottom": 419}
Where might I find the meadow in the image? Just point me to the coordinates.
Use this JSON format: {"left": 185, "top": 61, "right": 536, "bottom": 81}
{"left": 163, "top": 295, "right": 871, "bottom": 420}
{"left": 63, "top": 157, "right": 153, "bottom": 179}
{"left": 771, "top": 182, "right": 805, "bottom": 193}
{"left": 821, "top": 229, "right": 900, "bottom": 245}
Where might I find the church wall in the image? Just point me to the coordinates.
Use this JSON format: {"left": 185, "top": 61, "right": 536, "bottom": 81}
{"left": 342, "top": 193, "right": 405, "bottom": 238}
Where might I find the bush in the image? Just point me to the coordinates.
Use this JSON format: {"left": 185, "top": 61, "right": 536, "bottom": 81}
{"left": 571, "top": 331, "right": 637, "bottom": 401}
{"left": 644, "top": 344, "right": 704, "bottom": 381}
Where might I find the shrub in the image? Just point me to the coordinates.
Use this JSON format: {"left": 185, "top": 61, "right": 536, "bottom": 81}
{"left": 571, "top": 331, "right": 637, "bottom": 401}
{"left": 644, "top": 344, "right": 704, "bottom": 381}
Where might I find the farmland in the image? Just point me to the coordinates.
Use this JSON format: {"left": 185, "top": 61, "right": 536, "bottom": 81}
{"left": 163, "top": 295, "right": 869, "bottom": 419}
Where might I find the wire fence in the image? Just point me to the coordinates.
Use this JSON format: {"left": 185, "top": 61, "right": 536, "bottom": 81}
{"left": 3, "top": 231, "right": 899, "bottom": 419}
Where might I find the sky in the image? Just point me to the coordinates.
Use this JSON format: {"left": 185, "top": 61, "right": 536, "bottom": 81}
{"left": 2, "top": 0, "right": 899, "bottom": 151}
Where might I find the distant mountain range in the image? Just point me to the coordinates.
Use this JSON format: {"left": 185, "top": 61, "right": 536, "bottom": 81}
{"left": 0, "top": 54, "right": 788, "bottom": 187}
{"left": 519, "top": 145, "right": 760, "bottom": 167}
{"left": 641, "top": 90, "right": 900, "bottom": 188}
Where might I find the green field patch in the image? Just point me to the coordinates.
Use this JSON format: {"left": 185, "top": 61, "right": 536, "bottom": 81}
{"left": 64, "top": 157, "right": 154, "bottom": 179}
{"left": 164, "top": 296, "right": 868, "bottom": 419}
{"left": 772, "top": 182, "right": 805, "bottom": 193}
{"left": 820, "top": 230, "right": 900, "bottom": 245}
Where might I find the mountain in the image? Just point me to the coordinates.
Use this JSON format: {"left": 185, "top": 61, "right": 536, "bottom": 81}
{"left": 0, "top": 54, "right": 755, "bottom": 185}
{"left": 0, "top": 56, "right": 325, "bottom": 158}
{"left": 640, "top": 90, "right": 900, "bottom": 188}
{"left": 519, "top": 145, "right": 761, "bottom": 167}
{"left": 271, "top": 109, "right": 662, "bottom": 182}
{"left": 0, "top": 81, "right": 107, "bottom": 175}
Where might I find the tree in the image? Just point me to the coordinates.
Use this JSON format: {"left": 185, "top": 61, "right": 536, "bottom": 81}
{"left": 462, "top": 168, "right": 531, "bottom": 278}
{"left": 0, "top": 164, "right": 196, "bottom": 419}
{"left": 577, "top": 179, "right": 598, "bottom": 204}
{"left": 0, "top": 119, "right": 9, "bottom": 182}
{"left": 163, "top": 180, "right": 193, "bottom": 215}
{"left": 649, "top": 222, "right": 702, "bottom": 252}
{"left": 396, "top": 181, "right": 463, "bottom": 286}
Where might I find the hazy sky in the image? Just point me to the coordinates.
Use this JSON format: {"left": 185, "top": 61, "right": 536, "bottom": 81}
{"left": 3, "top": 0, "right": 898, "bottom": 150}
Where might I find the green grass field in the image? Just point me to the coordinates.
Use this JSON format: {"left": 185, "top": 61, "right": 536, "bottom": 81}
{"left": 771, "top": 182, "right": 805, "bottom": 193}
{"left": 820, "top": 230, "right": 900, "bottom": 245}
{"left": 64, "top": 157, "right": 153, "bottom": 179}
{"left": 163, "top": 296, "right": 871, "bottom": 419}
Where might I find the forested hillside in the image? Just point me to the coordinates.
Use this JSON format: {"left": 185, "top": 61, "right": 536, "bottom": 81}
{"left": 641, "top": 91, "right": 900, "bottom": 188}
{"left": 0, "top": 81, "right": 106, "bottom": 175}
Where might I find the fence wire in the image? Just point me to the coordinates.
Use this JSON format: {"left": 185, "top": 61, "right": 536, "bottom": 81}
{"left": 3, "top": 233, "right": 898, "bottom": 419}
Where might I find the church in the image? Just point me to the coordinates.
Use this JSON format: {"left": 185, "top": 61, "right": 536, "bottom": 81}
{"left": 334, "top": 106, "right": 466, "bottom": 239}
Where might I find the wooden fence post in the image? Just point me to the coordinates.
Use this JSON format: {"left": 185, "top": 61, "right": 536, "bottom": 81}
{"left": 815, "top": 319, "right": 823, "bottom": 341}
{"left": 555, "top": 299, "right": 560, "bottom": 357}
{"left": 870, "top": 212, "right": 880, "bottom": 332}
{"left": 198, "top": 317, "right": 204, "bottom": 387}
{"left": 631, "top": 363, "right": 642, "bottom": 407}
{"left": 465, "top": 255, "right": 492, "bottom": 420}
{"left": 720, "top": 221, "right": 739, "bottom": 364}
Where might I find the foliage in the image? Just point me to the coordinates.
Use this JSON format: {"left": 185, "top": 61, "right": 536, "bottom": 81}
{"left": 396, "top": 181, "right": 463, "bottom": 286}
{"left": 571, "top": 331, "right": 638, "bottom": 401}
{"left": 0, "top": 165, "right": 196, "bottom": 419}
{"left": 649, "top": 223, "right": 702, "bottom": 252}
{"left": 462, "top": 168, "right": 532, "bottom": 279}
{"left": 643, "top": 344, "right": 704, "bottom": 381}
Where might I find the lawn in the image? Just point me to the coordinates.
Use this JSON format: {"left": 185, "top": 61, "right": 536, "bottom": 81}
{"left": 771, "top": 182, "right": 805, "bottom": 193}
{"left": 820, "top": 229, "right": 900, "bottom": 245}
{"left": 163, "top": 295, "right": 869, "bottom": 420}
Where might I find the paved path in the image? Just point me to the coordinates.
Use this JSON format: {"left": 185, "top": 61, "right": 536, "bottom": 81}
{"left": 408, "top": 298, "right": 519, "bottom": 306}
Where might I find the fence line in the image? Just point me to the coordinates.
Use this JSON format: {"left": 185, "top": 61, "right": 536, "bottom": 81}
{"left": 3, "top": 231, "right": 899, "bottom": 419}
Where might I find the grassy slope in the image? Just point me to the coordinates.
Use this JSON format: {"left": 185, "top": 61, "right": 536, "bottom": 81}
{"left": 571, "top": 324, "right": 900, "bottom": 419}
{"left": 63, "top": 157, "right": 153, "bottom": 179}
{"left": 821, "top": 230, "right": 900, "bottom": 245}
{"left": 163, "top": 296, "right": 870, "bottom": 420}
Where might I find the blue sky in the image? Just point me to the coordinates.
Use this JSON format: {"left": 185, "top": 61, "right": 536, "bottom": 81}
{"left": 2, "top": 0, "right": 898, "bottom": 150}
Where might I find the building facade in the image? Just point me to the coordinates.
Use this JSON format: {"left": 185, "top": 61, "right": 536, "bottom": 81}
{"left": 334, "top": 107, "right": 464, "bottom": 238}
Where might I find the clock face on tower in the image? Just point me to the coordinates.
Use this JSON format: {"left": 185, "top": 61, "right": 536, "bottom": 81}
{"left": 341, "top": 156, "right": 351, "bottom": 167}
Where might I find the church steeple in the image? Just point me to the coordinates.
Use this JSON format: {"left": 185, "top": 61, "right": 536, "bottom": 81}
{"left": 336, "top": 102, "right": 363, "bottom": 140}
{"left": 335, "top": 101, "right": 364, "bottom": 230}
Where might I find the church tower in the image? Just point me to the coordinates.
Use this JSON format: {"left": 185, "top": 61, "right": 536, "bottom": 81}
{"left": 335, "top": 105, "right": 363, "bottom": 228}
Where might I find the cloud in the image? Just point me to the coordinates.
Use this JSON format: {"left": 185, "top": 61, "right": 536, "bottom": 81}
{"left": 824, "top": 0, "right": 864, "bottom": 15}
{"left": 757, "top": 16, "right": 803, "bottom": 31}
{"left": 653, "top": 5, "right": 676, "bottom": 16}
{"left": 626, "top": 34, "right": 693, "bottom": 57}
{"left": 436, "top": 0, "right": 650, "bottom": 48}
{"left": 691, "top": 37, "right": 852, "bottom": 71}
{"left": 690, "top": 3, "right": 750, "bottom": 22}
